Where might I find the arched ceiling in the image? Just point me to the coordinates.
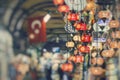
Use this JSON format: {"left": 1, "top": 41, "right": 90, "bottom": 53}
{"left": 3, "top": 0, "right": 67, "bottom": 52}
{"left": 1, "top": 0, "right": 120, "bottom": 53}
{"left": 6, "top": 0, "right": 119, "bottom": 34}
{"left": 21, "top": 0, "right": 65, "bottom": 32}
{"left": 3, "top": 0, "right": 66, "bottom": 37}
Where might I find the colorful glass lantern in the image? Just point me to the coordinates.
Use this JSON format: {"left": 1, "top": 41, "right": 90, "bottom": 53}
{"left": 84, "top": 2, "right": 96, "bottom": 11}
{"left": 68, "top": 55, "right": 76, "bottom": 62}
{"left": 109, "top": 41, "right": 118, "bottom": 49}
{"left": 64, "top": 23, "right": 78, "bottom": 33}
{"left": 109, "top": 20, "right": 120, "bottom": 28}
{"left": 67, "top": 12, "right": 79, "bottom": 21}
{"left": 98, "top": 10, "right": 111, "bottom": 19}
{"left": 101, "top": 49, "right": 115, "bottom": 58}
{"left": 81, "top": 34, "right": 91, "bottom": 42}
{"left": 74, "top": 55, "right": 84, "bottom": 63}
{"left": 73, "top": 35, "right": 81, "bottom": 42}
{"left": 58, "top": 5, "right": 69, "bottom": 13}
{"left": 111, "top": 31, "right": 120, "bottom": 39}
{"left": 90, "top": 66, "right": 105, "bottom": 76}
{"left": 53, "top": 0, "right": 64, "bottom": 5}
{"left": 78, "top": 45, "right": 90, "bottom": 53}
{"left": 74, "top": 22, "right": 87, "bottom": 31}
{"left": 66, "top": 41, "right": 75, "bottom": 48}
{"left": 61, "top": 63, "right": 73, "bottom": 72}
{"left": 91, "top": 57, "right": 104, "bottom": 65}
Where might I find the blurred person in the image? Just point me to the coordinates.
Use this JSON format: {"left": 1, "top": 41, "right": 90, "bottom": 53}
{"left": 16, "top": 54, "right": 30, "bottom": 80}
{"left": 29, "top": 51, "right": 50, "bottom": 80}
{"left": 51, "top": 63, "right": 60, "bottom": 80}
{"left": 51, "top": 53, "right": 65, "bottom": 80}
{"left": 12, "top": 54, "right": 30, "bottom": 80}
{"left": 30, "top": 50, "right": 52, "bottom": 80}
{"left": 58, "top": 65, "right": 64, "bottom": 80}
{"left": 29, "top": 57, "right": 38, "bottom": 80}
{"left": 36, "top": 51, "right": 52, "bottom": 80}
{"left": 0, "top": 23, "right": 15, "bottom": 80}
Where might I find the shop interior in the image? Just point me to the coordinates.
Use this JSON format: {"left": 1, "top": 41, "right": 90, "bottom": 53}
{"left": 0, "top": 0, "right": 120, "bottom": 80}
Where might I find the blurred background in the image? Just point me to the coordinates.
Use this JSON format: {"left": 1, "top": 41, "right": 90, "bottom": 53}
{"left": 0, "top": 0, "right": 120, "bottom": 80}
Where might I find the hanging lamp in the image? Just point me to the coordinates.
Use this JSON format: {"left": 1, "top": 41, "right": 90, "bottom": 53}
{"left": 53, "top": 0, "right": 64, "bottom": 5}
{"left": 58, "top": 5, "right": 69, "bottom": 13}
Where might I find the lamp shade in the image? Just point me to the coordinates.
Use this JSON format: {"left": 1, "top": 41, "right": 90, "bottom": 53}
{"left": 58, "top": 5, "right": 69, "bottom": 13}
{"left": 81, "top": 34, "right": 91, "bottom": 42}
{"left": 84, "top": 2, "right": 96, "bottom": 11}
{"left": 75, "top": 22, "right": 87, "bottom": 31}
{"left": 101, "top": 49, "right": 115, "bottom": 58}
{"left": 91, "top": 57, "right": 104, "bottom": 65}
{"left": 61, "top": 63, "right": 73, "bottom": 72}
{"left": 67, "top": 12, "right": 79, "bottom": 21}
{"left": 109, "top": 20, "right": 119, "bottom": 28}
{"left": 66, "top": 41, "right": 75, "bottom": 48}
{"left": 53, "top": 0, "right": 64, "bottom": 5}
{"left": 98, "top": 10, "right": 111, "bottom": 19}
{"left": 73, "top": 35, "right": 81, "bottom": 42}
{"left": 90, "top": 66, "right": 105, "bottom": 76}
{"left": 111, "top": 31, "right": 120, "bottom": 39}
{"left": 74, "top": 55, "right": 84, "bottom": 63}
{"left": 109, "top": 41, "right": 118, "bottom": 49}
{"left": 64, "top": 0, "right": 87, "bottom": 11}
{"left": 78, "top": 45, "right": 90, "bottom": 53}
{"left": 68, "top": 55, "right": 76, "bottom": 62}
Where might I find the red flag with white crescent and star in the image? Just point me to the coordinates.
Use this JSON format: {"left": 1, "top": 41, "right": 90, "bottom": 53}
{"left": 27, "top": 17, "right": 46, "bottom": 44}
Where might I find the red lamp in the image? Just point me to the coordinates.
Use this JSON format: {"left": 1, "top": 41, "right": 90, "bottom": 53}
{"left": 58, "top": 5, "right": 69, "bottom": 13}
{"left": 61, "top": 63, "right": 73, "bottom": 72}
{"left": 78, "top": 45, "right": 90, "bottom": 53}
{"left": 79, "top": 46, "right": 85, "bottom": 53}
{"left": 53, "top": 0, "right": 64, "bottom": 5}
{"left": 74, "top": 55, "right": 84, "bottom": 63}
{"left": 67, "top": 12, "right": 79, "bottom": 21}
{"left": 81, "top": 34, "right": 91, "bottom": 42}
{"left": 68, "top": 55, "right": 76, "bottom": 62}
{"left": 74, "top": 22, "right": 87, "bottom": 31}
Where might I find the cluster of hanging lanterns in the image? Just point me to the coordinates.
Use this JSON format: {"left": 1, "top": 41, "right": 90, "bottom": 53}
{"left": 53, "top": 0, "right": 120, "bottom": 78}
{"left": 53, "top": 0, "right": 94, "bottom": 75}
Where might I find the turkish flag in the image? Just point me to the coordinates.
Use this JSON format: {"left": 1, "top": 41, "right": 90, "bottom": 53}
{"left": 27, "top": 17, "right": 46, "bottom": 44}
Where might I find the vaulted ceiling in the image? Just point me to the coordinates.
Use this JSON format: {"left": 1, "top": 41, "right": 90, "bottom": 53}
{"left": 2, "top": 0, "right": 67, "bottom": 52}
{"left": 4, "top": 0, "right": 120, "bottom": 35}
{"left": 1, "top": 0, "right": 120, "bottom": 53}
{"left": 21, "top": 0, "right": 66, "bottom": 34}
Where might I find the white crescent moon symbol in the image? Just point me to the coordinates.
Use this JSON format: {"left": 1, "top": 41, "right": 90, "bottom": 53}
{"left": 31, "top": 20, "right": 41, "bottom": 34}
{"left": 31, "top": 20, "right": 41, "bottom": 29}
